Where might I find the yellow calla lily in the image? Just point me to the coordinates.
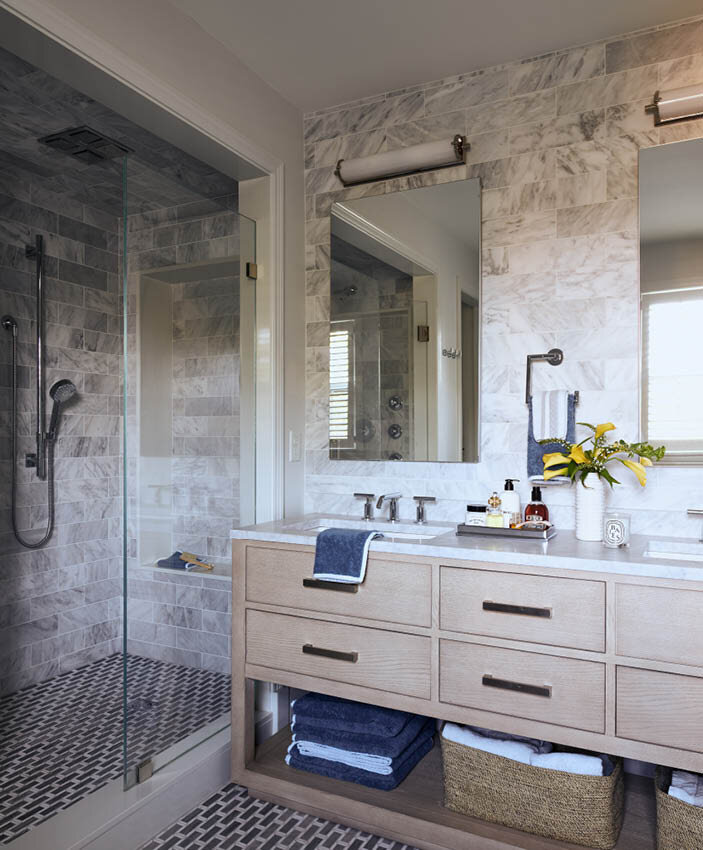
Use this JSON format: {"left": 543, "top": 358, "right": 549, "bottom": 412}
{"left": 568, "top": 445, "right": 589, "bottom": 465}
{"left": 639, "top": 456, "right": 653, "bottom": 467}
{"left": 595, "top": 422, "right": 616, "bottom": 439}
{"left": 619, "top": 458, "right": 647, "bottom": 487}
{"left": 543, "top": 465, "right": 567, "bottom": 481}
{"left": 542, "top": 452, "right": 569, "bottom": 469}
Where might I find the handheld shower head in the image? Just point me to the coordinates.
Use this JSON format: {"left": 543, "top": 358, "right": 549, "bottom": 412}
{"left": 48, "top": 379, "right": 77, "bottom": 439}
{"left": 2, "top": 314, "right": 17, "bottom": 334}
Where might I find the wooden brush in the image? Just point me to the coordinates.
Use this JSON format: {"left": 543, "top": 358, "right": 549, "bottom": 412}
{"left": 180, "top": 552, "right": 214, "bottom": 571}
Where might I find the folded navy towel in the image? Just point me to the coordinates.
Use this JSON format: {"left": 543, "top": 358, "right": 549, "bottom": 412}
{"left": 157, "top": 551, "right": 191, "bottom": 570}
{"left": 313, "top": 527, "right": 382, "bottom": 584}
{"left": 527, "top": 392, "right": 576, "bottom": 479}
{"left": 286, "top": 734, "right": 434, "bottom": 791}
{"left": 292, "top": 693, "right": 416, "bottom": 738}
{"left": 292, "top": 715, "right": 434, "bottom": 759}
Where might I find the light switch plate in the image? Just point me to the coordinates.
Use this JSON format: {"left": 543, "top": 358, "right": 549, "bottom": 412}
{"left": 288, "top": 430, "right": 301, "bottom": 463}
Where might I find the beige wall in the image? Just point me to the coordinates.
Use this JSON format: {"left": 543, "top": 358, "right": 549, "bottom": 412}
{"left": 40, "top": 0, "right": 306, "bottom": 516}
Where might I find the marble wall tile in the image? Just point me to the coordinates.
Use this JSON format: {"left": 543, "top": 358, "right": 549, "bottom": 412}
{"left": 510, "top": 44, "right": 605, "bottom": 96}
{"left": 606, "top": 18, "right": 703, "bottom": 74}
{"left": 303, "top": 13, "right": 703, "bottom": 537}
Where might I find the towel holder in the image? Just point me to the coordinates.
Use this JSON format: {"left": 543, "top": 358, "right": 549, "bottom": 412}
{"left": 525, "top": 348, "right": 579, "bottom": 405}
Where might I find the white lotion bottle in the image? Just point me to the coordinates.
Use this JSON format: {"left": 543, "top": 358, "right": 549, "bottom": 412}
{"left": 502, "top": 478, "right": 521, "bottom": 528}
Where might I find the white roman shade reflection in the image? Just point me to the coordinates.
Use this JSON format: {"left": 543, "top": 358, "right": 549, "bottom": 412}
{"left": 329, "top": 323, "right": 353, "bottom": 442}
{"left": 642, "top": 286, "right": 703, "bottom": 454}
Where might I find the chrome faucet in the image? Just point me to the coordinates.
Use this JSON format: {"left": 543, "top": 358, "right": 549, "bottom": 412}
{"left": 413, "top": 495, "right": 436, "bottom": 524}
{"left": 354, "top": 492, "right": 375, "bottom": 521}
{"left": 376, "top": 492, "right": 402, "bottom": 522}
{"left": 688, "top": 508, "right": 703, "bottom": 542}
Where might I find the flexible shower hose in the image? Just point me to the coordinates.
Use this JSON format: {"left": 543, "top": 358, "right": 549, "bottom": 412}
{"left": 6, "top": 324, "right": 56, "bottom": 549}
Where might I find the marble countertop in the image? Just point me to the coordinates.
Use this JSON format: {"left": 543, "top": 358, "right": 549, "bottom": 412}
{"left": 231, "top": 513, "right": 703, "bottom": 581}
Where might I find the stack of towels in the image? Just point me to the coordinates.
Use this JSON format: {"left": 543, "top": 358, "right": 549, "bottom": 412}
{"left": 286, "top": 693, "right": 435, "bottom": 790}
{"left": 669, "top": 770, "right": 703, "bottom": 806}
{"left": 442, "top": 723, "right": 613, "bottom": 776}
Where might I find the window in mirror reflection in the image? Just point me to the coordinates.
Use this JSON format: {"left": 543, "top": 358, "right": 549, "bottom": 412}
{"left": 640, "top": 138, "right": 703, "bottom": 461}
{"left": 328, "top": 178, "right": 481, "bottom": 463}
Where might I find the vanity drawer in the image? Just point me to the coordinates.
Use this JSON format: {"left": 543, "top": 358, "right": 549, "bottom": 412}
{"left": 246, "top": 610, "right": 432, "bottom": 699}
{"left": 616, "top": 585, "right": 703, "bottom": 666}
{"left": 246, "top": 546, "right": 432, "bottom": 627}
{"left": 617, "top": 667, "right": 703, "bottom": 752}
{"left": 440, "top": 567, "right": 605, "bottom": 651}
{"left": 439, "top": 639, "right": 605, "bottom": 732}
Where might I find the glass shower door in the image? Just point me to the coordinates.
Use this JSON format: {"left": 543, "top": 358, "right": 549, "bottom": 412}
{"left": 121, "top": 157, "right": 257, "bottom": 784}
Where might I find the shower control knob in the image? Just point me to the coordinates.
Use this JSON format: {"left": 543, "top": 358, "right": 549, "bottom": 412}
{"left": 388, "top": 424, "right": 402, "bottom": 439}
{"left": 25, "top": 453, "right": 37, "bottom": 468}
{"left": 388, "top": 395, "right": 403, "bottom": 411}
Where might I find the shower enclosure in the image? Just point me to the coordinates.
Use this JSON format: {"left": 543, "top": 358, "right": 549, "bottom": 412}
{"left": 0, "top": 36, "right": 265, "bottom": 843}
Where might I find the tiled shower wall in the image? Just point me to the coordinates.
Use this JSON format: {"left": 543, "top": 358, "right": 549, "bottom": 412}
{"left": 124, "top": 197, "right": 238, "bottom": 675}
{"left": 0, "top": 174, "right": 123, "bottom": 696}
{"left": 304, "top": 15, "right": 703, "bottom": 536}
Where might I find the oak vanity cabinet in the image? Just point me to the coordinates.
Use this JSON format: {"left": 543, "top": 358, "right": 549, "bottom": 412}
{"left": 233, "top": 538, "right": 703, "bottom": 850}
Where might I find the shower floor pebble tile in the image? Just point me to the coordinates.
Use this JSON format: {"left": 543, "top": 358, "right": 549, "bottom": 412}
{"left": 0, "top": 653, "right": 230, "bottom": 845}
{"left": 139, "top": 783, "right": 417, "bottom": 850}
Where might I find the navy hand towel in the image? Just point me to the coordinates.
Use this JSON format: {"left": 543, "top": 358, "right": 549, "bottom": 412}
{"left": 313, "top": 528, "right": 383, "bottom": 584}
{"left": 291, "top": 693, "right": 416, "bottom": 738}
{"left": 286, "top": 734, "right": 434, "bottom": 791}
{"left": 292, "top": 715, "right": 435, "bottom": 759}
{"left": 527, "top": 392, "right": 576, "bottom": 479}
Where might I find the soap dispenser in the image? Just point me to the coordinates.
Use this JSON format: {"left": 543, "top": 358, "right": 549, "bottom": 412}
{"left": 486, "top": 492, "right": 505, "bottom": 528}
{"left": 502, "top": 478, "right": 521, "bottom": 528}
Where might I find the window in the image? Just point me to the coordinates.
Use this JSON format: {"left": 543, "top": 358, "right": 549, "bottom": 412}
{"left": 642, "top": 286, "right": 703, "bottom": 456}
{"left": 329, "top": 324, "right": 352, "bottom": 443}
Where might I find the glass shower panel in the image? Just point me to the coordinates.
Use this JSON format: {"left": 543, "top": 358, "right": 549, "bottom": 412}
{"left": 122, "top": 158, "right": 253, "bottom": 782}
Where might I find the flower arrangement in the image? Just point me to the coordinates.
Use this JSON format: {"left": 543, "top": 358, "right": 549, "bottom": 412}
{"left": 541, "top": 422, "right": 666, "bottom": 487}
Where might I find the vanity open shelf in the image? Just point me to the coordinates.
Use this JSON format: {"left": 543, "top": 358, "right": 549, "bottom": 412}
{"left": 232, "top": 525, "right": 703, "bottom": 850}
{"left": 247, "top": 724, "right": 655, "bottom": 850}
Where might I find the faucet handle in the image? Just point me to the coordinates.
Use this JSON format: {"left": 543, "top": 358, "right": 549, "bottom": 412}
{"left": 688, "top": 509, "right": 703, "bottom": 515}
{"left": 413, "top": 495, "right": 436, "bottom": 524}
{"left": 413, "top": 496, "right": 436, "bottom": 504}
{"left": 354, "top": 492, "right": 375, "bottom": 520}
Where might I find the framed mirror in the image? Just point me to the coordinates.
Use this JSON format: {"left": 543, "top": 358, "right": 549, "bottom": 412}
{"left": 328, "top": 178, "right": 481, "bottom": 463}
{"left": 640, "top": 138, "right": 703, "bottom": 465}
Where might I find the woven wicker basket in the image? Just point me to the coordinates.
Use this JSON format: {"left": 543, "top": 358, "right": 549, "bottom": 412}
{"left": 441, "top": 734, "right": 624, "bottom": 849}
{"left": 655, "top": 767, "right": 703, "bottom": 850}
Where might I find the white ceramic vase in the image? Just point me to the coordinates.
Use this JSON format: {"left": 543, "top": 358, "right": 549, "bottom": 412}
{"left": 575, "top": 475, "right": 606, "bottom": 542}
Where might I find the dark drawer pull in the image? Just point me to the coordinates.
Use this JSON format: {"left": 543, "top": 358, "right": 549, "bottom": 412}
{"left": 482, "top": 674, "right": 551, "bottom": 699}
{"left": 302, "top": 644, "right": 358, "bottom": 663}
{"left": 483, "top": 601, "right": 552, "bottom": 618}
{"left": 303, "top": 578, "right": 359, "bottom": 593}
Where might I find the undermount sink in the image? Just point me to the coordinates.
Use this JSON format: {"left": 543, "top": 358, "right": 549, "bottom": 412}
{"left": 643, "top": 540, "right": 703, "bottom": 562}
{"left": 284, "top": 516, "right": 450, "bottom": 542}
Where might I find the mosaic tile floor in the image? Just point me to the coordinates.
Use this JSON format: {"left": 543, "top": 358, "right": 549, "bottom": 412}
{"left": 0, "top": 653, "right": 231, "bottom": 845}
{"left": 139, "top": 783, "right": 416, "bottom": 850}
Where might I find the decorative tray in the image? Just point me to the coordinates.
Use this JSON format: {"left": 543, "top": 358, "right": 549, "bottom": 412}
{"left": 456, "top": 523, "right": 557, "bottom": 541}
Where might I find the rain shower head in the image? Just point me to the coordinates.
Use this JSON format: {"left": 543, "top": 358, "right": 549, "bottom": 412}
{"left": 48, "top": 379, "right": 77, "bottom": 439}
{"left": 38, "top": 126, "right": 132, "bottom": 163}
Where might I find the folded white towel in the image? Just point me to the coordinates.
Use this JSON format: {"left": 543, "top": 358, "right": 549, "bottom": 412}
{"left": 669, "top": 770, "right": 703, "bottom": 807}
{"left": 531, "top": 390, "right": 570, "bottom": 442}
{"left": 530, "top": 752, "right": 604, "bottom": 776}
{"left": 289, "top": 740, "right": 393, "bottom": 775}
{"left": 441, "top": 723, "right": 545, "bottom": 765}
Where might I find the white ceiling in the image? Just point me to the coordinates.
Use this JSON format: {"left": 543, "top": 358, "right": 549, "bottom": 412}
{"left": 171, "top": 0, "right": 703, "bottom": 112}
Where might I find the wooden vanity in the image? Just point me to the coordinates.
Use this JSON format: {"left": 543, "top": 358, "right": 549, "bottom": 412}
{"left": 232, "top": 529, "right": 703, "bottom": 849}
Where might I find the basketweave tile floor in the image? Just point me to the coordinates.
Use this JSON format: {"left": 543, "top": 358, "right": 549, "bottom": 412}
{"left": 139, "top": 783, "right": 418, "bottom": 850}
{"left": 0, "top": 653, "right": 231, "bottom": 845}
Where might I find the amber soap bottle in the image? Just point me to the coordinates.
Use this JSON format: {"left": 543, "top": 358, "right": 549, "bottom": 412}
{"left": 525, "top": 486, "right": 549, "bottom": 522}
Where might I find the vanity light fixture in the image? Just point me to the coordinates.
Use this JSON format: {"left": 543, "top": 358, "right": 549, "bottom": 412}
{"left": 646, "top": 84, "right": 703, "bottom": 125}
{"left": 335, "top": 134, "right": 468, "bottom": 186}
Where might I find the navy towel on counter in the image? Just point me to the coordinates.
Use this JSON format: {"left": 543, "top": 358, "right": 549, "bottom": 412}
{"left": 286, "top": 735, "right": 434, "bottom": 791}
{"left": 312, "top": 527, "right": 383, "bottom": 584}
{"left": 291, "top": 693, "right": 416, "bottom": 738}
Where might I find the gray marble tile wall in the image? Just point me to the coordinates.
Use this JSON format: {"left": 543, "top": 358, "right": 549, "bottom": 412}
{"left": 303, "top": 14, "right": 703, "bottom": 536}
{"left": 125, "top": 568, "right": 231, "bottom": 675}
{"left": 0, "top": 169, "right": 123, "bottom": 696}
{"left": 125, "top": 196, "right": 239, "bottom": 672}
